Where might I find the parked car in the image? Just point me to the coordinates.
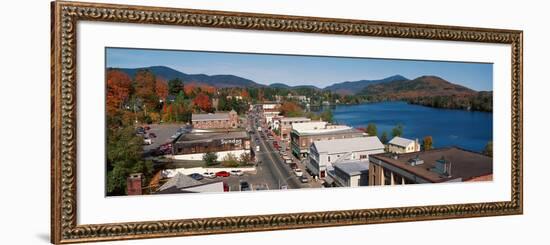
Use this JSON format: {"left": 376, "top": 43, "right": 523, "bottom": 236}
{"left": 289, "top": 163, "right": 298, "bottom": 169}
{"left": 230, "top": 170, "right": 244, "bottom": 176}
{"left": 203, "top": 172, "right": 216, "bottom": 179}
{"left": 189, "top": 173, "right": 204, "bottom": 181}
{"left": 148, "top": 132, "right": 157, "bottom": 138}
{"left": 216, "top": 171, "right": 230, "bottom": 177}
{"left": 136, "top": 127, "right": 145, "bottom": 135}
{"left": 143, "top": 138, "right": 153, "bottom": 145}
{"left": 299, "top": 176, "right": 308, "bottom": 183}
{"left": 294, "top": 168, "right": 303, "bottom": 177}
{"left": 239, "top": 180, "right": 251, "bottom": 191}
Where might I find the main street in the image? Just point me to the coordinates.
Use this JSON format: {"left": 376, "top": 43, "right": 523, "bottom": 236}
{"left": 250, "top": 113, "right": 302, "bottom": 190}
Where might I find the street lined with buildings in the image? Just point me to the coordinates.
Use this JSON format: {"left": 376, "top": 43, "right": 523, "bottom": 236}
{"left": 129, "top": 100, "right": 493, "bottom": 195}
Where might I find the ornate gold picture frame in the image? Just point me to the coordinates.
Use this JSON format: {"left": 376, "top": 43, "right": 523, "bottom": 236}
{"left": 51, "top": 0, "right": 523, "bottom": 243}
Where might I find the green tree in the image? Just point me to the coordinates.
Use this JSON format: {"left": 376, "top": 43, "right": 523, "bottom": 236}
{"left": 106, "top": 126, "right": 152, "bottom": 195}
{"left": 320, "top": 108, "right": 334, "bottom": 123}
{"left": 366, "top": 123, "right": 378, "bottom": 136}
{"left": 381, "top": 131, "right": 389, "bottom": 144}
{"left": 483, "top": 141, "right": 493, "bottom": 157}
{"left": 168, "top": 78, "right": 184, "bottom": 95}
{"left": 423, "top": 136, "right": 433, "bottom": 151}
{"left": 392, "top": 124, "right": 404, "bottom": 137}
{"left": 218, "top": 96, "right": 229, "bottom": 111}
{"left": 203, "top": 152, "right": 219, "bottom": 166}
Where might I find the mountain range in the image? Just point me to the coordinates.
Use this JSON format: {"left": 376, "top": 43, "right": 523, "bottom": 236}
{"left": 109, "top": 65, "right": 486, "bottom": 96}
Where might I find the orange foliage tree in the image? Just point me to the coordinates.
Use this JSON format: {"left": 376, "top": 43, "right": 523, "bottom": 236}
{"left": 134, "top": 69, "right": 158, "bottom": 110}
{"left": 106, "top": 70, "right": 132, "bottom": 116}
{"left": 240, "top": 89, "right": 250, "bottom": 99}
{"left": 155, "top": 78, "right": 169, "bottom": 100}
{"left": 280, "top": 101, "right": 303, "bottom": 117}
{"left": 192, "top": 92, "right": 213, "bottom": 112}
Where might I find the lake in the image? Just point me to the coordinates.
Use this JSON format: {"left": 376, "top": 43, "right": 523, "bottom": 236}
{"left": 332, "top": 101, "right": 493, "bottom": 152}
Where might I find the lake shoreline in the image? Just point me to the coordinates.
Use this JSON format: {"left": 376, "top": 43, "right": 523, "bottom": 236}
{"left": 331, "top": 101, "right": 493, "bottom": 153}
{"left": 329, "top": 99, "right": 493, "bottom": 113}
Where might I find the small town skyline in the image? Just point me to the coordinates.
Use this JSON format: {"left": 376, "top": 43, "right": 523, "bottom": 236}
{"left": 106, "top": 47, "right": 493, "bottom": 91}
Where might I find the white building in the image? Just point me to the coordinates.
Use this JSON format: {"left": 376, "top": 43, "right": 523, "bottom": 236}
{"left": 329, "top": 161, "right": 370, "bottom": 187}
{"left": 273, "top": 117, "right": 311, "bottom": 140}
{"left": 308, "top": 136, "right": 384, "bottom": 178}
{"left": 291, "top": 121, "right": 365, "bottom": 159}
{"left": 263, "top": 110, "right": 280, "bottom": 126}
{"left": 387, "top": 136, "right": 420, "bottom": 154}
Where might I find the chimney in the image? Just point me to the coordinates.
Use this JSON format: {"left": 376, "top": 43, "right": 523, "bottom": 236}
{"left": 127, "top": 173, "right": 143, "bottom": 195}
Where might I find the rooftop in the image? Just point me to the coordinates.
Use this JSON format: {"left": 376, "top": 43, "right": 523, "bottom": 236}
{"left": 175, "top": 130, "right": 248, "bottom": 143}
{"left": 334, "top": 161, "right": 370, "bottom": 176}
{"left": 370, "top": 147, "right": 493, "bottom": 183}
{"left": 192, "top": 111, "right": 235, "bottom": 121}
{"left": 280, "top": 117, "right": 311, "bottom": 122}
{"left": 292, "top": 121, "right": 363, "bottom": 136}
{"left": 388, "top": 136, "right": 416, "bottom": 147}
{"left": 157, "top": 173, "right": 202, "bottom": 192}
{"left": 312, "top": 136, "right": 385, "bottom": 154}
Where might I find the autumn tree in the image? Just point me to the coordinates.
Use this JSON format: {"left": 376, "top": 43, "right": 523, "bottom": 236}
{"left": 134, "top": 69, "right": 159, "bottom": 115}
{"left": 192, "top": 92, "right": 213, "bottom": 112}
{"left": 423, "top": 136, "right": 433, "bottom": 151}
{"left": 222, "top": 153, "right": 240, "bottom": 167}
{"left": 366, "top": 123, "right": 378, "bottom": 136}
{"left": 106, "top": 70, "right": 132, "bottom": 117}
{"left": 239, "top": 152, "right": 252, "bottom": 165}
{"left": 155, "top": 78, "right": 169, "bottom": 100}
{"left": 280, "top": 101, "right": 303, "bottom": 117}
{"left": 240, "top": 89, "right": 250, "bottom": 99}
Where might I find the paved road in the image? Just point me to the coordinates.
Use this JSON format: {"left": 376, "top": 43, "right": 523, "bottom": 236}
{"left": 253, "top": 125, "right": 302, "bottom": 189}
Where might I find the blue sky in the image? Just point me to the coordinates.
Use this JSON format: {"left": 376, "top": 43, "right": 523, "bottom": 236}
{"left": 106, "top": 47, "right": 493, "bottom": 91}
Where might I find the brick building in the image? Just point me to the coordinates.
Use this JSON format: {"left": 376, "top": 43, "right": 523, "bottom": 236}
{"left": 191, "top": 110, "right": 239, "bottom": 129}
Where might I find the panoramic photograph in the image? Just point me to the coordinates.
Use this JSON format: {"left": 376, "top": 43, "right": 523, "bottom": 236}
{"left": 105, "top": 47, "right": 493, "bottom": 196}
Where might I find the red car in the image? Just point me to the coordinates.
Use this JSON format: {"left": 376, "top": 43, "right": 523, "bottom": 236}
{"left": 216, "top": 171, "right": 230, "bottom": 177}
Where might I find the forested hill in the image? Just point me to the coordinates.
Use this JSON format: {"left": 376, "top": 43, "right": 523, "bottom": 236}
{"left": 359, "top": 76, "right": 492, "bottom": 112}
{"left": 112, "top": 66, "right": 264, "bottom": 88}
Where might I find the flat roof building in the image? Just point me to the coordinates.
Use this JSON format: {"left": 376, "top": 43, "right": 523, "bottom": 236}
{"left": 329, "top": 161, "right": 370, "bottom": 187}
{"left": 291, "top": 121, "right": 365, "bottom": 159}
{"left": 308, "top": 136, "right": 384, "bottom": 179}
{"left": 273, "top": 117, "right": 311, "bottom": 140}
{"left": 369, "top": 147, "right": 493, "bottom": 186}
{"left": 172, "top": 129, "right": 251, "bottom": 161}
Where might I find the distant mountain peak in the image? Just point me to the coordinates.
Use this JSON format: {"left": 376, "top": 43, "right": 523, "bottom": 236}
{"left": 109, "top": 66, "right": 264, "bottom": 88}
{"left": 324, "top": 74, "right": 409, "bottom": 95}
